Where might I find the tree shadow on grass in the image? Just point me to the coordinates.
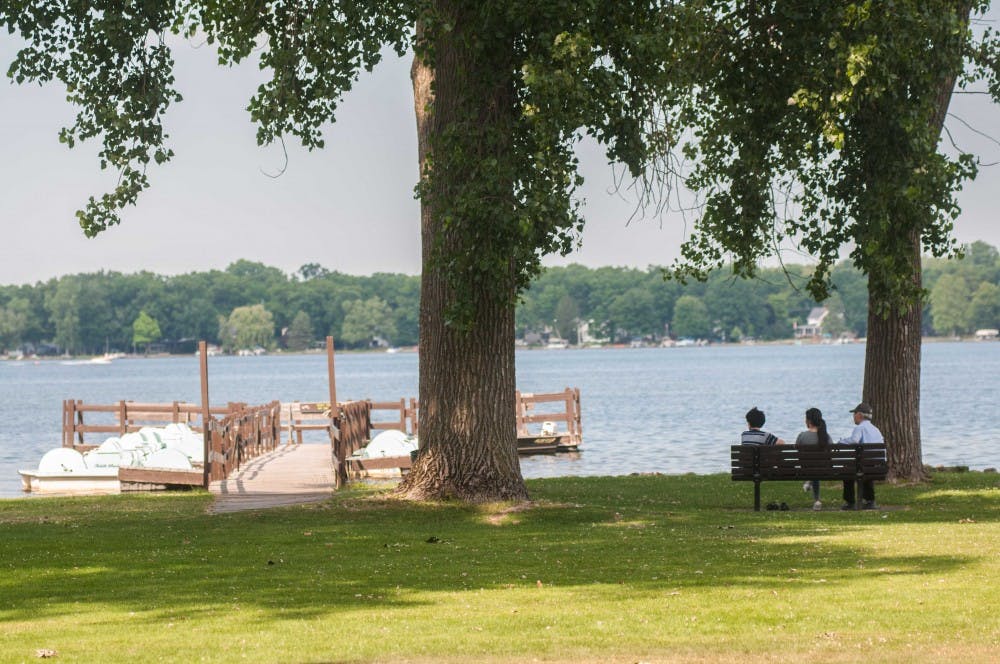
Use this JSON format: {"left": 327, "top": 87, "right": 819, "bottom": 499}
{"left": 0, "top": 473, "right": 991, "bottom": 626}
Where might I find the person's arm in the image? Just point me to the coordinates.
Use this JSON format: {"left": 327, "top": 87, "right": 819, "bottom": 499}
{"left": 775, "top": 436, "right": 786, "bottom": 446}
{"left": 838, "top": 425, "right": 863, "bottom": 444}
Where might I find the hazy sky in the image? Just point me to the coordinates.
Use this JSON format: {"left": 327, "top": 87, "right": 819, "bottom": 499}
{"left": 2, "top": 17, "right": 998, "bottom": 286}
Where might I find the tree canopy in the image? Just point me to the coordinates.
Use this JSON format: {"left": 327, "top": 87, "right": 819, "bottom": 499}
{"left": 1, "top": 2, "right": 696, "bottom": 323}
{"left": 665, "top": 1, "right": 999, "bottom": 307}
{"left": 132, "top": 310, "right": 162, "bottom": 352}
{"left": 219, "top": 304, "right": 276, "bottom": 352}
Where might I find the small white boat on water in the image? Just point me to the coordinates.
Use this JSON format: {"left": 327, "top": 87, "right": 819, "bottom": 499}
{"left": 59, "top": 352, "right": 123, "bottom": 366}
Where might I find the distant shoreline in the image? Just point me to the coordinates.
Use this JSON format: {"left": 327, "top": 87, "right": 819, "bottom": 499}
{"left": 5, "top": 335, "right": 998, "bottom": 361}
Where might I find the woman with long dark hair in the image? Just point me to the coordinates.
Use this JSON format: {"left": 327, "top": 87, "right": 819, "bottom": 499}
{"left": 795, "top": 407, "right": 832, "bottom": 510}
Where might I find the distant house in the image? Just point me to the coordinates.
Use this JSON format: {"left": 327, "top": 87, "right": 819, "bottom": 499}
{"left": 576, "top": 320, "right": 608, "bottom": 346}
{"left": 975, "top": 328, "right": 999, "bottom": 340}
{"left": 794, "top": 307, "right": 829, "bottom": 339}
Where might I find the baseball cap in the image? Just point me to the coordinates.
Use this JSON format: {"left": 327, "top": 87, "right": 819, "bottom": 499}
{"left": 849, "top": 402, "right": 873, "bottom": 416}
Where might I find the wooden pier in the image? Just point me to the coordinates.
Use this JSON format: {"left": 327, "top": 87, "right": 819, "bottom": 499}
{"left": 208, "top": 443, "right": 334, "bottom": 513}
{"left": 41, "top": 339, "right": 582, "bottom": 506}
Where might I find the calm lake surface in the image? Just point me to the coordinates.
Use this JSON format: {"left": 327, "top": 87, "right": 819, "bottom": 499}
{"left": 2, "top": 342, "right": 997, "bottom": 497}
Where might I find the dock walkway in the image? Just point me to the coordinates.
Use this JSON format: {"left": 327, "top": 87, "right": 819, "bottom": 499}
{"left": 208, "top": 443, "right": 334, "bottom": 513}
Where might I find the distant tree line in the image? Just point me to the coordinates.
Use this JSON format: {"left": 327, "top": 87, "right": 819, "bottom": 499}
{"left": 0, "top": 260, "right": 419, "bottom": 355}
{"left": 925, "top": 242, "right": 1000, "bottom": 337}
{"left": 521, "top": 241, "right": 1000, "bottom": 344}
{"left": 1, "top": 243, "right": 997, "bottom": 355}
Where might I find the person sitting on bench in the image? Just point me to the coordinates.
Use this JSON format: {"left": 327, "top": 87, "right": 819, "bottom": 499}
{"left": 795, "top": 407, "right": 832, "bottom": 511}
{"left": 838, "top": 402, "right": 884, "bottom": 510}
{"left": 741, "top": 407, "right": 785, "bottom": 446}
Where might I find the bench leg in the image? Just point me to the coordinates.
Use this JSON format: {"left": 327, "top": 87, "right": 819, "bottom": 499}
{"left": 855, "top": 480, "right": 862, "bottom": 510}
{"left": 754, "top": 481, "right": 761, "bottom": 512}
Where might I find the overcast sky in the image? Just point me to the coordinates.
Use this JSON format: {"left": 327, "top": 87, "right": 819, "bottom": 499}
{"left": 2, "top": 16, "right": 998, "bottom": 286}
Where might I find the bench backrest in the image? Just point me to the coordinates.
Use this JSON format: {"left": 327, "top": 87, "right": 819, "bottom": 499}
{"left": 731, "top": 444, "right": 888, "bottom": 481}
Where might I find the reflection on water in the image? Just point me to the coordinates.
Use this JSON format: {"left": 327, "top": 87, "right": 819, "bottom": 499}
{"left": 2, "top": 342, "right": 997, "bottom": 496}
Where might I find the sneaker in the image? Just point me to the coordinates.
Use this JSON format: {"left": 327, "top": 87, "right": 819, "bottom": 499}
{"left": 803, "top": 481, "right": 812, "bottom": 493}
{"left": 779, "top": 502, "right": 790, "bottom": 511}
{"left": 766, "top": 502, "right": 780, "bottom": 511}
{"left": 813, "top": 500, "right": 822, "bottom": 511}
{"left": 862, "top": 500, "right": 878, "bottom": 510}
{"left": 841, "top": 503, "right": 855, "bottom": 511}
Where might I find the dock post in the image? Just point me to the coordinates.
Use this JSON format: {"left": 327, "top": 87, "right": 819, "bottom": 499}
{"left": 326, "top": 335, "right": 341, "bottom": 488}
{"left": 200, "top": 341, "right": 211, "bottom": 488}
{"left": 326, "top": 335, "right": 337, "bottom": 411}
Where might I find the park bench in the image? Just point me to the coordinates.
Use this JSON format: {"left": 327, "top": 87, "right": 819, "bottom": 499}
{"left": 283, "top": 401, "right": 334, "bottom": 445}
{"left": 731, "top": 443, "right": 888, "bottom": 511}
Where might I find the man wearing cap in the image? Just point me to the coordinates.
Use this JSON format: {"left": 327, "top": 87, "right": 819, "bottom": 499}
{"left": 839, "top": 402, "right": 884, "bottom": 509}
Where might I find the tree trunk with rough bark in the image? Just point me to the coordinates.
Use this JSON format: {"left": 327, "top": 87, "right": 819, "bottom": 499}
{"left": 863, "top": 233, "right": 926, "bottom": 481}
{"left": 395, "top": 13, "right": 528, "bottom": 502}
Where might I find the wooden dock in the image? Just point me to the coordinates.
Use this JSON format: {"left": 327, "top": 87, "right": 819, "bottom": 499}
{"left": 208, "top": 443, "right": 334, "bottom": 513}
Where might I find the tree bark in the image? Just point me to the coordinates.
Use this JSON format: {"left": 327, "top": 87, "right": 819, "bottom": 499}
{"left": 863, "top": 233, "right": 925, "bottom": 481}
{"left": 395, "top": 13, "right": 528, "bottom": 502}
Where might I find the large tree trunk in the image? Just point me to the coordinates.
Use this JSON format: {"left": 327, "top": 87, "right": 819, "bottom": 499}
{"left": 862, "top": 1, "right": 970, "bottom": 483}
{"left": 863, "top": 232, "right": 925, "bottom": 481}
{"left": 395, "top": 13, "right": 528, "bottom": 502}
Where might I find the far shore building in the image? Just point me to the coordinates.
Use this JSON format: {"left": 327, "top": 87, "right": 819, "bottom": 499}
{"left": 794, "top": 306, "right": 829, "bottom": 339}
{"left": 576, "top": 320, "right": 609, "bottom": 346}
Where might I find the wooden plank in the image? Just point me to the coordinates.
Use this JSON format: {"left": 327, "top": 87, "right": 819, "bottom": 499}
{"left": 369, "top": 400, "right": 407, "bottom": 410}
{"left": 518, "top": 391, "right": 574, "bottom": 402}
{"left": 517, "top": 434, "right": 579, "bottom": 454}
{"left": 520, "top": 413, "right": 572, "bottom": 424}
{"left": 291, "top": 423, "right": 331, "bottom": 431}
{"left": 209, "top": 443, "right": 334, "bottom": 513}
{"left": 119, "top": 467, "right": 204, "bottom": 486}
{"left": 69, "top": 425, "right": 127, "bottom": 434}
{"left": 346, "top": 456, "right": 413, "bottom": 471}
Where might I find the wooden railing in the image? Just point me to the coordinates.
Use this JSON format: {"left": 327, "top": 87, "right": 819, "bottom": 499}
{"left": 352, "top": 388, "right": 583, "bottom": 443}
{"left": 205, "top": 401, "right": 282, "bottom": 484}
{"left": 282, "top": 401, "right": 335, "bottom": 446}
{"left": 369, "top": 398, "right": 418, "bottom": 434}
{"left": 331, "top": 400, "right": 372, "bottom": 488}
{"left": 62, "top": 399, "right": 236, "bottom": 451}
{"left": 515, "top": 387, "right": 583, "bottom": 445}
{"left": 334, "top": 387, "right": 583, "bottom": 483}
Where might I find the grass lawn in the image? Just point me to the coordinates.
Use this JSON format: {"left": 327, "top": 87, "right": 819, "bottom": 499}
{"left": 1, "top": 471, "right": 998, "bottom": 663}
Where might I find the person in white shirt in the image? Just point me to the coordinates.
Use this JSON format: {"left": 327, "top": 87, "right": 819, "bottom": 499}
{"left": 839, "top": 402, "right": 884, "bottom": 510}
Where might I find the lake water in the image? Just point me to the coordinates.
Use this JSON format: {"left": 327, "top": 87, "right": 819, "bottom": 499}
{"left": 2, "top": 342, "right": 998, "bottom": 497}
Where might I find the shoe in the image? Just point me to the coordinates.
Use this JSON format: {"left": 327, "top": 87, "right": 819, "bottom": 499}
{"left": 813, "top": 500, "right": 822, "bottom": 511}
{"left": 779, "top": 502, "right": 789, "bottom": 511}
{"left": 803, "top": 481, "right": 812, "bottom": 493}
{"left": 766, "top": 502, "right": 779, "bottom": 511}
{"left": 841, "top": 503, "right": 855, "bottom": 511}
{"left": 862, "top": 500, "right": 878, "bottom": 510}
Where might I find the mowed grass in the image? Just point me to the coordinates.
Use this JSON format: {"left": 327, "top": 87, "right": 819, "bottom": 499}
{"left": 0, "top": 472, "right": 998, "bottom": 663}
